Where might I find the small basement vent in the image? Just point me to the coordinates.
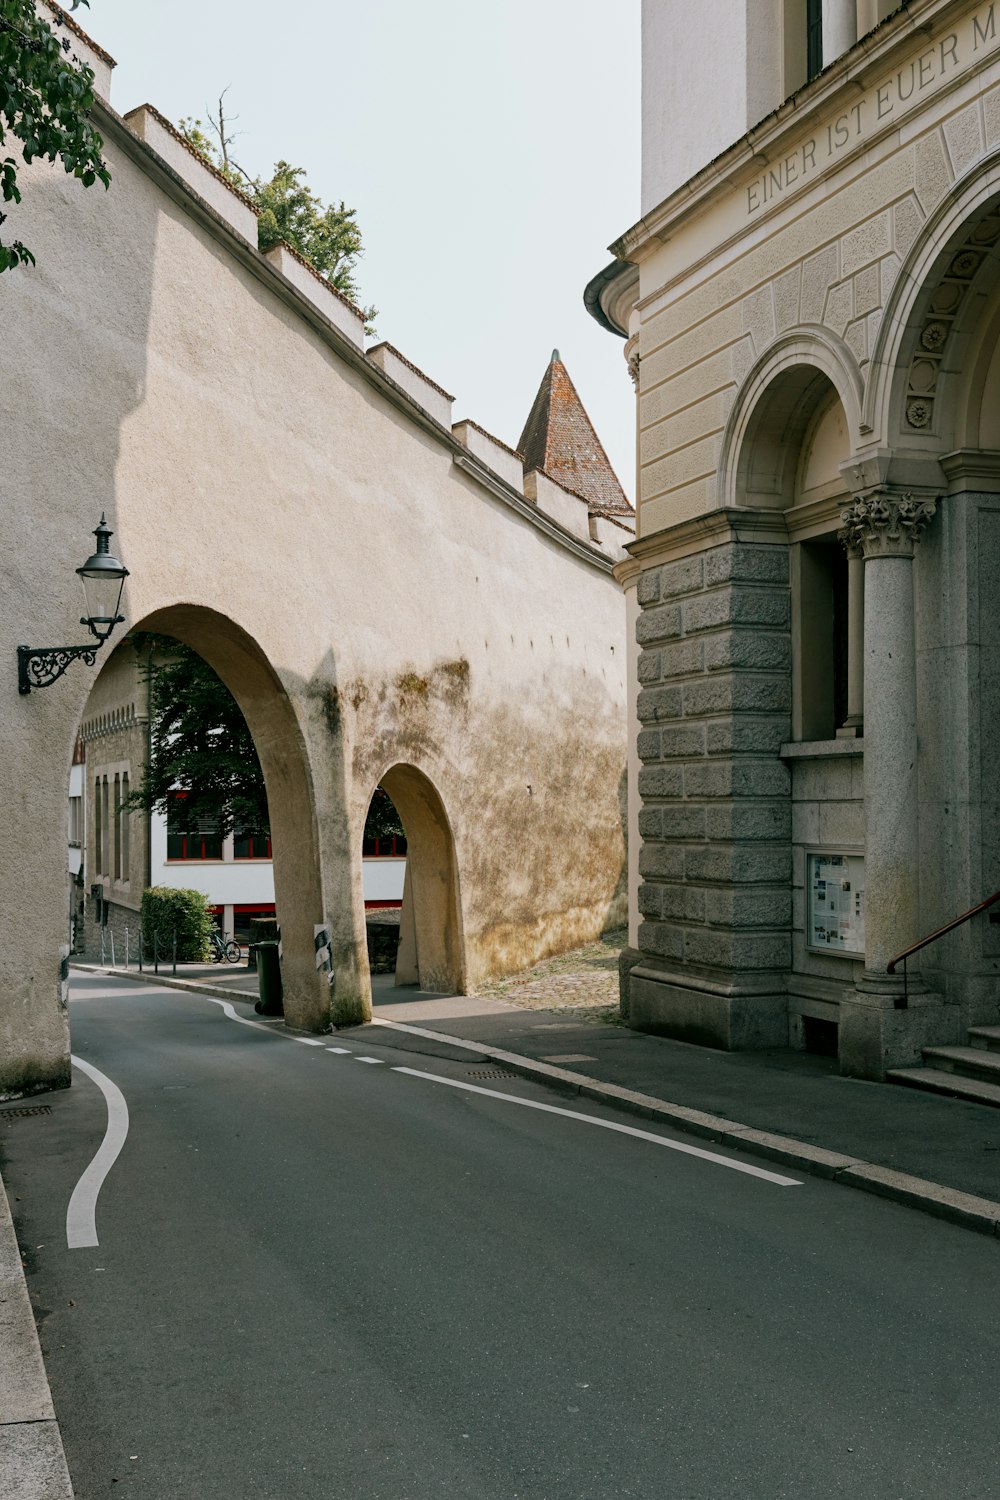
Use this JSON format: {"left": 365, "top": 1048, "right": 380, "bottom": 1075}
{"left": 802, "top": 1016, "right": 838, "bottom": 1058}
{"left": 0, "top": 1105, "right": 53, "bottom": 1120}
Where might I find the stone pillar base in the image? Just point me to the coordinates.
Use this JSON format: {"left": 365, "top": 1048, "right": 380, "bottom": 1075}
{"left": 838, "top": 985, "right": 960, "bottom": 1081}
{"left": 628, "top": 966, "right": 788, "bottom": 1050}
{"left": 618, "top": 947, "right": 646, "bottom": 1021}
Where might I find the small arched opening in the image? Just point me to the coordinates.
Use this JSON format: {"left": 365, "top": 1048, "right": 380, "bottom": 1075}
{"left": 363, "top": 765, "right": 465, "bottom": 998}
{"left": 732, "top": 362, "right": 856, "bottom": 741}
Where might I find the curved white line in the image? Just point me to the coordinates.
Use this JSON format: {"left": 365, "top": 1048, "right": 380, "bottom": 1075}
{"left": 66, "top": 1056, "right": 130, "bottom": 1249}
{"left": 391, "top": 1067, "right": 801, "bottom": 1186}
{"left": 195, "top": 997, "right": 281, "bottom": 1034}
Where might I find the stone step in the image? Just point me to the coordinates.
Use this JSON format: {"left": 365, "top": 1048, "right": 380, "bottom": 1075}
{"left": 888, "top": 1066, "right": 1000, "bottom": 1108}
{"left": 968, "top": 1026, "right": 1000, "bottom": 1053}
{"left": 920, "top": 1045, "right": 1000, "bottom": 1085}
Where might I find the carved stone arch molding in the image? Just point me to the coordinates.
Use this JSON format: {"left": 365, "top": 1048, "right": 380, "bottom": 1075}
{"left": 865, "top": 147, "right": 1000, "bottom": 449}
{"left": 718, "top": 327, "right": 864, "bottom": 511}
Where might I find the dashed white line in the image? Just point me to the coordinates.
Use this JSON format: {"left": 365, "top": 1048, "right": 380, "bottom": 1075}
{"left": 111, "top": 986, "right": 798, "bottom": 1187}
{"left": 66, "top": 1056, "right": 130, "bottom": 1249}
{"left": 390, "top": 1067, "right": 801, "bottom": 1186}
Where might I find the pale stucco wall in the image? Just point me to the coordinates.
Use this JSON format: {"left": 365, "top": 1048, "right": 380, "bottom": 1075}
{"left": 0, "top": 108, "right": 627, "bottom": 1093}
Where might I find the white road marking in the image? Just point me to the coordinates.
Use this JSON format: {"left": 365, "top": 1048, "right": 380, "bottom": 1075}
{"left": 391, "top": 1067, "right": 801, "bottom": 1186}
{"left": 66, "top": 1056, "right": 131, "bottom": 1249}
{"left": 356, "top": 1057, "right": 385, "bottom": 1065}
{"left": 99, "top": 990, "right": 797, "bottom": 1188}
{"left": 198, "top": 998, "right": 276, "bottom": 1033}
{"left": 293, "top": 1038, "right": 326, "bottom": 1047}
{"left": 326, "top": 1047, "right": 353, "bottom": 1054}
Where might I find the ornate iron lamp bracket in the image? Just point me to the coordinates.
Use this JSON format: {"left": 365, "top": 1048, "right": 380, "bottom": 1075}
{"left": 18, "top": 642, "right": 100, "bottom": 695}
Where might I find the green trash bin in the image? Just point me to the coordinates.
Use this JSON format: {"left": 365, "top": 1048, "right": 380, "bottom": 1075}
{"left": 253, "top": 941, "right": 284, "bottom": 1016}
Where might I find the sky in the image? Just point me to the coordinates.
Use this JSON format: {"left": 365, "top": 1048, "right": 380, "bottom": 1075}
{"left": 77, "top": 0, "right": 641, "bottom": 494}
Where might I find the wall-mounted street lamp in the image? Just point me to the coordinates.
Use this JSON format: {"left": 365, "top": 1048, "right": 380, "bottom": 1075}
{"left": 18, "top": 515, "right": 129, "bottom": 695}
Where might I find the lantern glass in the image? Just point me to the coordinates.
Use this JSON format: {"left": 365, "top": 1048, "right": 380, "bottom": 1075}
{"left": 78, "top": 567, "right": 126, "bottom": 641}
{"left": 76, "top": 515, "right": 128, "bottom": 643}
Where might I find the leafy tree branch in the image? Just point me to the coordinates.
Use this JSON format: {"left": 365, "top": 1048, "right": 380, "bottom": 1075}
{"left": 0, "top": 0, "right": 110, "bottom": 272}
{"left": 125, "top": 636, "right": 269, "bottom": 841}
{"left": 180, "top": 93, "right": 376, "bottom": 326}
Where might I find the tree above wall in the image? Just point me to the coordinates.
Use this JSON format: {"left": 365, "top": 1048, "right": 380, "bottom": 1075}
{"left": 0, "top": 0, "right": 110, "bottom": 271}
{"left": 180, "top": 94, "right": 376, "bottom": 326}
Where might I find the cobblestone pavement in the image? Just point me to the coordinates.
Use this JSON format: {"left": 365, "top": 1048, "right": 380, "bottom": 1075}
{"left": 470, "top": 928, "right": 626, "bottom": 1021}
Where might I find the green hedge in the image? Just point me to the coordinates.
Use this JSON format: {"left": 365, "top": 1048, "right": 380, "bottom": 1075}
{"left": 141, "top": 887, "right": 215, "bottom": 962}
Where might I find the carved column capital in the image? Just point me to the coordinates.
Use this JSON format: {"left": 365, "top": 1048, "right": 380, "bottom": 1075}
{"left": 624, "top": 334, "right": 640, "bottom": 392}
{"left": 838, "top": 490, "right": 937, "bottom": 560}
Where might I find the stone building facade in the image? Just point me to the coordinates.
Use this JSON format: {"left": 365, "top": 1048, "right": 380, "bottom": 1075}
{"left": 589, "top": 0, "right": 1000, "bottom": 1078}
{"left": 0, "top": 14, "right": 631, "bottom": 1097}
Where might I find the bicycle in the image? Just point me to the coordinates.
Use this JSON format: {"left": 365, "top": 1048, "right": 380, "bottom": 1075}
{"left": 209, "top": 930, "right": 242, "bottom": 964}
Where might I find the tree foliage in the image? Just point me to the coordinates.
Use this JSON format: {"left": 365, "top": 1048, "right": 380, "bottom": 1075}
{"left": 141, "top": 886, "right": 215, "bottom": 963}
{"left": 365, "top": 788, "right": 405, "bottom": 844}
{"left": 180, "top": 94, "right": 376, "bottom": 324}
{"left": 126, "top": 636, "right": 269, "bottom": 840}
{"left": 0, "top": 0, "right": 110, "bottom": 272}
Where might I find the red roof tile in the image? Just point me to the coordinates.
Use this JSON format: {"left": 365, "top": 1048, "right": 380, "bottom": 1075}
{"left": 517, "top": 350, "right": 632, "bottom": 515}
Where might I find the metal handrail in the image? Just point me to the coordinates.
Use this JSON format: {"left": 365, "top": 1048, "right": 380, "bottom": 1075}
{"left": 886, "top": 890, "right": 1000, "bottom": 1005}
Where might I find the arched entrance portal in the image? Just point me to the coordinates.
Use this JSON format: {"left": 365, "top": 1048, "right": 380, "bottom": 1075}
{"left": 119, "top": 605, "right": 330, "bottom": 1031}
{"left": 374, "top": 765, "right": 465, "bottom": 996}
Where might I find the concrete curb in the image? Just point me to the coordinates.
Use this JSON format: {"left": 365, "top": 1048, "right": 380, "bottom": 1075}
{"left": 370, "top": 1018, "right": 1000, "bottom": 1239}
{"left": 0, "top": 1170, "right": 74, "bottom": 1498}
{"left": 71, "top": 966, "right": 1000, "bottom": 1238}
{"left": 71, "top": 962, "right": 258, "bottom": 1005}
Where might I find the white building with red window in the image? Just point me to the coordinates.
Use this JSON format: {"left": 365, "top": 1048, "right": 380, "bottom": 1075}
{"left": 149, "top": 801, "right": 406, "bottom": 942}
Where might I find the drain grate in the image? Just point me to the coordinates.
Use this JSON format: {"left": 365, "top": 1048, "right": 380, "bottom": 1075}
{"left": 0, "top": 1105, "right": 53, "bottom": 1121}
{"left": 466, "top": 1068, "right": 516, "bottom": 1080}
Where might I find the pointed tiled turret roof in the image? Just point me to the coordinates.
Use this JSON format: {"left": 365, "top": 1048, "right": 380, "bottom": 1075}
{"left": 517, "top": 350, "right": 632, "bottom": 515}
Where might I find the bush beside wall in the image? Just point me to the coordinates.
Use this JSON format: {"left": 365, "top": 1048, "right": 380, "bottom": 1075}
{"left": 141, "top": 887, "right": 215, "bottom": 962}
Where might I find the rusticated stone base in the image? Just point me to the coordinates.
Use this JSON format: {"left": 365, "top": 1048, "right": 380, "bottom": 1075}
{"left": 628, "top": 965, "right": 788, "bottom": 1050}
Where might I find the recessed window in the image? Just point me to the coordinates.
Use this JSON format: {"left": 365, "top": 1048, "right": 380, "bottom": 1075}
{"left": 807, "top": 0, "right": 823, "bottom": 80}
{"left": 794, "top": 538, "right": 850, "bottom": 741}
{"left": 166, "top": 791, "right": 223, "bottom": 861}
{"left": 93, "top": 776, "right": 102, "bottom": 872}
{"left": 234, "top": 829, "right": 271, "bottom": 860}
{"left": 113, "top": 772, "right": 121, "bottom": 881}
{"left": 121, "top": 773, "right": 130, "bottom": 879}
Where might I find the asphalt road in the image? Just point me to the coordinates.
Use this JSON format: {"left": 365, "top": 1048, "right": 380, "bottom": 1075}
{"left": 3, "top": 972, "right": 1000, "bottom": 1500}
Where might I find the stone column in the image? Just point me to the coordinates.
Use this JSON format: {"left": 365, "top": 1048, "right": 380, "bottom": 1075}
{"left": 822, "top": 0, "right": 857, "bottom": 66}
{"left": 837, "top": 489, "right": 956, "bottom": 1076}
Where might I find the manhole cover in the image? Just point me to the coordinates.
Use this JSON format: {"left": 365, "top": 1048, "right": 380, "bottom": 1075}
{"left": 0, "top": 1105, "right": 53, "bottom": 1120}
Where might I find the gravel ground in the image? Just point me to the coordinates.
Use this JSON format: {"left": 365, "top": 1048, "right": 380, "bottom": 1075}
{"left": 470, "top": 928, "right": 626, "bottom": 1022}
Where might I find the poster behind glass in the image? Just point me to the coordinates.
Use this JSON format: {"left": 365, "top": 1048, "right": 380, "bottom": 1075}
{"left": 807, "top": 852, "right": 865, "bottom": 956}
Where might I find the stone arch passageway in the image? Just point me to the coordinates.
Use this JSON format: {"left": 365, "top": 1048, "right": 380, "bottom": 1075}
{"left": 374, "top": 764, "right": 465, "bottom": 997}
{"left": 110, "top": 605, "right": 331, "bottom": 1033}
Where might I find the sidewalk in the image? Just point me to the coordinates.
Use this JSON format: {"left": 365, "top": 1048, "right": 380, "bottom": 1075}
{"left": 74, "top": 940, "right": 1000, "bottom": 1233}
